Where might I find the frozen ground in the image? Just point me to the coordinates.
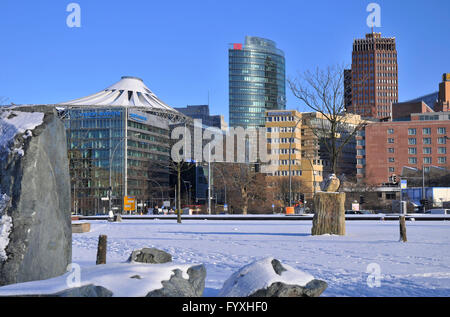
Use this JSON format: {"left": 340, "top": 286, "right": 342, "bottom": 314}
{"left": 72, "top": 219, "right": 450, "bottom": 297}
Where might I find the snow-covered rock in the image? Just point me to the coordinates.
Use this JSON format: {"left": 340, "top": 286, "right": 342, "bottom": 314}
{"left": 218, "top": 257, "right": 327, "bottom": 297}
{"left": 0, "top": 106, "right": 71, "bottom": 286}
{"left": 128, "top": 248, "right": 172, "bottom": 264}
{"left": 0, "top": 262, "right": 206, "bottom": 297}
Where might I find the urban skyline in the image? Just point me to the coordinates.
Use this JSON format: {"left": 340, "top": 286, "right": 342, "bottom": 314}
{"left": 1, "top": 0, "right": 450, "bottom": 124}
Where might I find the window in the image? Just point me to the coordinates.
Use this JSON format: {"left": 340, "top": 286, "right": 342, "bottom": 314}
{"left": 423, "top": 147, "right": 432, "bottom": 154}
{"left": 438, "top": 147, "right": 447, "bottom": 154}
{"left": 424, "top": 166, "right": 430, "bottom": 172}
{"left": 438, "top": 157, "right": 447, "bottom": 164}
{"left": 408, "top": 147, "right": 417, "bottom": 155}
{"left": 437, "top": 127, "right": 446, "bottom": 134}
{"left": 423, "top": 138, "right": 432, "bottom": 145}
{"left": 437, "top": 137, "right": 447, "bottom": 144}
{"left": 388, "top": 148, "right": 395, "bottom": 153}
{"left": 408, "top": 128, "right": 416, "bottom": 135}
{"left": 387, "top": 128, "right": 394, "bottom": 134}
{"left": 388, "top": 157, "right": 395, "bottom": 162}
{"left": 388, "top": 138, "right": 395, "bottom": 144}
{"left": 423, "top": 157, "right": 432, "bottom": 164}
{"left": 422, "top": 128, "right": 431, "bottom": 135}
{"left": 408, "top": 138, "right": 416, "bottom": 145}
{"left": 388, "top": 167, "right": 395, "bottom": 173}
{"left": 408, "top": 157, "right": 417, "bottom": 164}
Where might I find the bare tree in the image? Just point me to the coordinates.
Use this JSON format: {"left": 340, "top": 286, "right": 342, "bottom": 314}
{"left": 153, "top": 159, "right": 193, "bottom": 223}
{"left": 288, "top": 64, "right": 367, "bottom": 177}
{"left": 215, "top": 163, "right": 267, "bottom": 215}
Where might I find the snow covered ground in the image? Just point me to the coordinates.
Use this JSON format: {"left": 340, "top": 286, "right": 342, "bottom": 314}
{"left": 71, "top": 219, "right": 450, "bottom": 297}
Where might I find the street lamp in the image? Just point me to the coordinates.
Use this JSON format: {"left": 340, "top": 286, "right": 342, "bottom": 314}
{"left": 108, "top": 133, "right": 139, "bottom": 214}
{"left": 183, "top": 180, "right": 192, "bottom": 206}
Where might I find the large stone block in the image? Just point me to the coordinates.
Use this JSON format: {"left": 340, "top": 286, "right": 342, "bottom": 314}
{"left": 312, "top": 192, "right": 346, "bottom": 235}
{"left": 0, "top": 107, "right": 72, "bottom": 286}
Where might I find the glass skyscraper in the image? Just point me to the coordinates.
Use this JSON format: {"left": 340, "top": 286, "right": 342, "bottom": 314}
{"left": 229, "top": 36, "right": 286, "bottom": 128}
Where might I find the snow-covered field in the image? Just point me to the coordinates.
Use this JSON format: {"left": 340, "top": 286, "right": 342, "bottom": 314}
{"left": 72, "top": 219, "right": 450, "bottom": 297}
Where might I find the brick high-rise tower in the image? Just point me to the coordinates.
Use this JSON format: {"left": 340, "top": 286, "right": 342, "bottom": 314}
{"left": 346, "top": 32, "right": 398, "bottom": 119}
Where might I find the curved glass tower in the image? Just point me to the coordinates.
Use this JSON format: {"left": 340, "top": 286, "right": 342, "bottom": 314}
{"left": 229, "top": 36, "right": 286, "bottom": 128}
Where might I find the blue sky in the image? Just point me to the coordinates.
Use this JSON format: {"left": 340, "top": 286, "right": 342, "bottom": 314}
{"left": 0, "top": 0, "right": 449, "bottom": 123}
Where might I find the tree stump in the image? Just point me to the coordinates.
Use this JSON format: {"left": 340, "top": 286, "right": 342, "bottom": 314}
{"left": 96, "top": 235, "right": 107, "bottom": 265}
{"left": 399, "top": 216, "right": 407, "bottom": 242}
{"left": 312, "top": 192, "right": 346, "bottom": 235}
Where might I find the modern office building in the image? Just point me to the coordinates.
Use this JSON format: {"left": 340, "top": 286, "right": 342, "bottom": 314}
{"left": 346, "top": 32, "right": 398, "bottom": 119}
{"left": 229, "top": 36, "right": 286, "bottom": 128}
{"left": 60, "top": 76, "right": 186, "bottom": 215}
{"left": 357, "top": 74, "right": 450, "bottom": 185}
{"left": 264, "top": 110, "right": 324, "bottom": 200}
{"left": 174, "top": 105, "right": 228, "bottom": 130}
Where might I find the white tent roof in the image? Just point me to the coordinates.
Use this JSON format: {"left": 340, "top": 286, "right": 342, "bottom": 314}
{"left": 60, "top": 76, "right": 178, "bottom": 112}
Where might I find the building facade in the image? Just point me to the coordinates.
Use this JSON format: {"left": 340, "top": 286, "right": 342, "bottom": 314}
{"left": 61, "top": 76, "right": 184, "bottom": 215}
{"left": 357, "top": 75, "right": 450, "bottom": 185}
{"left": 229, "top": 36, "right": 286, "bottom": 128}
{"left": 264, "top": 110, "right": 324, "bottom": 200}
{"left": 346, "top": 32, "right": 398, "bottom": 119}
{"left": 174, "top": 105, "right": 228, "bottom": 130}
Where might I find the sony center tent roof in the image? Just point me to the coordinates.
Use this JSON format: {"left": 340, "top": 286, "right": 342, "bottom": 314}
{"left": 60, "top": 76, "right": 179, "bottom": 113}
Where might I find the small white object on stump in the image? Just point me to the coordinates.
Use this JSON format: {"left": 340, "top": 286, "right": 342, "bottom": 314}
{"left": 312, "top": 192, "right": 346, "bottom": 236}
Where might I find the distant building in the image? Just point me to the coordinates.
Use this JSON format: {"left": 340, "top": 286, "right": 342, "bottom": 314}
{"left": 264, "top": 110, "right": 323, "bottom": 201}
{"left": 174, "top": 105, "right": 227, "bottom": 130}
{"left": 346, "top": 32, "right": 398, "bottom": 119}
{"left": 229, "top": 36, "right": 286, "bottom": 128}
{"left": 357, "top": 74, "right": 450, "bottom": 185}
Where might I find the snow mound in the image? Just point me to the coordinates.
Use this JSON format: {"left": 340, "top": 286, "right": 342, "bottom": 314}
{"left": 219, "top": 257, "right": 314, "bottom": 297}
{"left": 0, "top": 262, "right": 196, "bottom": 297}
{"left": 0, "top": 110, "right": 44, "bottom": 154}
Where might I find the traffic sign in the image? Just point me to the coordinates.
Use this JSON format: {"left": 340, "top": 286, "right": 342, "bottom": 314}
{"left": 400, "top": 179, "right": 407, "bottom": 189}
{"left": 124, "top": 196, "right": 136, "bottom": 211}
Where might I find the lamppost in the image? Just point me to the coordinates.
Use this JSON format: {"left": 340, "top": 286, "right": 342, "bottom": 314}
{"left": 108, "top": 133, "right": 138, "bottom": 214}
{"left": 148, "top": 179, "right": 164, "bottom": 205}
{"left": 212, "top": 166, "right": 227, "bottom": 206}
{"left": 183, "top": 180, "right": 192, "bottom": 206}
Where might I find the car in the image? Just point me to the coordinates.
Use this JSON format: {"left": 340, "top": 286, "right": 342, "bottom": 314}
{"left": 427, "top": 209, "right": 450, "bottom": 215}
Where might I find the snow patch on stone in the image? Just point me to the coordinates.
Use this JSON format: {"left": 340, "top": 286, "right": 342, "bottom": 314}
{"left": 0, "top": 110, "right": 44, "bottom": 155}
{"left": 0, "top": 190, "right": 12, "bottom": 262}
{"left": 219, "top": 257, "right": 314, "bottom": 297}
{"left": 0, "top": 262, "right": 195, "bottom": 297}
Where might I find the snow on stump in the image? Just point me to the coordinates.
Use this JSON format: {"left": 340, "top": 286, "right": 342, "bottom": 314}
{"left": 218, "top": 258, "right": 327, "bottom": 297}
{"left": 0, "top": 107, "right": 71, "bottom": 286}
{"left": 312, "top": 192, "right": 346, "bottom": 236}
{"left": 127, "top": 248, "right": 172, "bottom": 264}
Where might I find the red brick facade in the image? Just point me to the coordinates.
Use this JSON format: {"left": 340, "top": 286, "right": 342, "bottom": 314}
{"left": 363, "top": 120, "right": 449, "bottom": 185}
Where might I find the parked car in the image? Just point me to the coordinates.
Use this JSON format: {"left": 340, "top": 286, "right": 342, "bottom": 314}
{"left": 427, "top": 209, "right": 450, "bottom": 215}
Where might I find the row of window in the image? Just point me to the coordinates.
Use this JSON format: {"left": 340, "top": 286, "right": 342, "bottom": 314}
{"left": 388, "top": 127, "right": 447, "bottom": 135}
{"left": 267, "top": 138, "right": 295, "bottom": 144}
{"left": 273, "top": 170, "right": 303, "bottom": 176}
{"left": 406, "top": 157, "right": 447, "bottom": 164}
{"left": 387, "top": 147, "right": 448, "bottom": 155}
{"left": 405, "top": 137, "right": 447, "bottom": 145}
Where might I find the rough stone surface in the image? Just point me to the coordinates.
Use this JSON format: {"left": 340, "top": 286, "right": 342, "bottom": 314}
{"left": 249, "top": 279, "right": 328, "bottom": 297}
{"left": 146, "top": 264, "right": 206, "bottom": 297}
{"left": 128, "top": 248, "right": 172, "bottom": 264}
{"left": 0, "top": 106, "right": 72, "bottom": 286}
{"left": 312, "top": 192, "right": 346, "bottom": 235}
{"left": 51, "top": 284, "right": 113, "bottom": 297}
